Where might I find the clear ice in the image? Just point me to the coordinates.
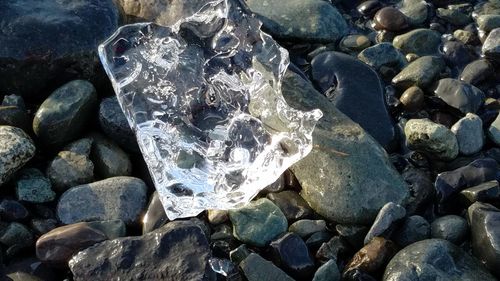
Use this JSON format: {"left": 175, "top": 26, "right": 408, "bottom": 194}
{"left": 98, "top": 0, "right": 322, "bottom": 219}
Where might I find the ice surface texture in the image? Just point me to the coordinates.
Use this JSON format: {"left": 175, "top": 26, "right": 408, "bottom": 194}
{"left": 98, "top": 0, "right": 322, "bottom": 219}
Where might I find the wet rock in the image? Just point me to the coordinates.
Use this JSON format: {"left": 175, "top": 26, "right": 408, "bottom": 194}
{"left": 0, "top": 200, "right": 29, "bottom": 221}
{"left": 358, "top": 43, "right": 406, "bottom": 71}
{"left": 283, "top": 70, "right": 408, "bottom": 225}
{"left": 357, "top": 0, "right": 383, "bottom": 17}
{"left": 311, "top": 51, "right": 396, "bottom": 150}
{"left": 451, "top": 113, "right": 484, "bottom": 155}
{"left": 57, "top": 177, "right": 147, "bottom": 225}
{"left": 374, "top": 7, "right": 409, "bottom": 31}
{"left": 289, "top": 219, "right": 326, "bottom": 238}
{"left": 442, "top": 41, "right": 476, "bottom": 69}
{"left": 392, "top": 215, "right": 430, "bottom": 247}
{"left": 316, "top": 237, "right": 349, "bottom": 263}
{"left": 270, "top": 232, "right": 315, "bottom": 279}
{"left": 477, "top": 15, "right": 500, "bottom": 32}
{"left": 0, "top": 126, "right": 35, "bottom": 185}
{"left": 0, "top": 106, "right": 31, "bottom": 133}
{"left": 430, "top": 215, "right": 468, "bottom": 244}
{"left": 405, "top": 118, "right": 459, "bottom": 161}
{"left": 46, "top": 147, "right": 94, "bottom": 192}
{"left": 98, "top": 96, "right": 138, "bottom": 151}
{"left": 312, "top": 259, "right": 340, "bottom": 281}
{"left": 267, "top": 190, "right": 313, "bottom": 222}
{"left": 482, "top": 28, "right": 500, "bottom": 62}
{"left": 399, "top": 86, "right": 425, "bottom": 112}
{"left": 229, "top": 198, "right": 287, "bottom": 247}
{"left": 306, "top": 231, "right": 332, "bottom": 251}
{"left": 5, "top": 256, "right": 57, "bottom": 281}
{"left": 230, "top": 244, "right": 251, "bottom": 264}
{"left": 5, "top": 272, "right": 43, "bottom": 281}
{"left": 487, "top": 113, "right": 500, "bottom": 145}
{"left": 384, "top": 239, "right": 496, "bottom": 280}
{"left": 460, "top": 59, "right": 494, "bottom": 85}
{"left": 142, "top": 191, "right": 168, "bottom": 234}
{"left": 33, "top": 80, "right": 98, "bottom": 147}
{"left": 364, "top": 202, "right": 406, "bottom": 244}
{"left": 393, "top": 29, "right": 441, "bottom": 56}
{"left": 0, "top": 0, "right": 119, "bottom": 99}
{"left": 69, "top": 221, "right": 210, "bottom": 281}
{"left": 90, "top": 134, "right": 132, "bottom": 178}
{"left": 392, "top": 56, "right": 445, "bottom": 89}
{"left": 460, "top": 180, "right": 500, "bottom": 206}
{"left": 240, "top": 253, "right": 295, "bottom": 281}
{"left": 433, "top": 78, "right": 485, "bottom": 114}
{"left": 15, "top": 169, "right": 55, "bottom": 203}
{"left": 345, "top": 237, "right": 397, "bottom": 275}
{"left": 453, "top": 29, "right": 477, "bottom": 45}
{"left": 400, "top": 0, "right": 429, "bottom": 26}
{"left": 246, "top": 0, "right": 347, "bottom": 42}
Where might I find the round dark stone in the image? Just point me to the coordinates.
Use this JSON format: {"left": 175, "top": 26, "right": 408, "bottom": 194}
{"left": 374, "top": 7, "right": 409, "bottom": 32}
{"left": 0, "top": 200, "right": 29, "bottom": 221}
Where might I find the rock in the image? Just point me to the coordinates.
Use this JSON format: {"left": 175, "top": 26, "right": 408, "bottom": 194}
{"left": 207, "top": 209, "right": 228, "bottom": 225}
{"left": 4, "top": 256, "right": 57, "bottom": 281}
{"left": 345, "top": 237, "right": 397, "bottom": 275}
{"left": 245, "top": 0, "right": 347, "bottom": 42}
{"left": 2, "top": 94, "right": 25, "bottom": 109}
{"left": 30, "top": 219, "right": 58, "bottom": 235}
{"left": 69, "top": 221, "right": 210, "bottom": 280}
{"left": 441, "top": 41, "right": 477, "bottom": 69}
{"left": 435, "top": 158, "right": 497, "bottom": 203}
{"left": 289, "top": 219, "right": 326, "bottom": 238}
{"left": 90, "top": 134, "right": 132, "bottom": 178}
{"left": 405, "top": 118, "right": 459, "bottom": 160}
{"left": 46, "top": 149, "right": 94, "bottom": 193}
{"left": 392, "top": 56, "right": 445, "bottom": 89}
{"left": 282, "top": 70, "right": 408, "bottom": 225}
{"left": 451, "top": 113, "right": 484, "bottom": 155}
{"left": 0, "top": 0, "right": 119, "bottom": 99}
{"left": 399, "top": 0, "right": 429, "bottom": 26}
{"left": 229, "top": 198, "right": 287, "bottom": 247}
{"left": 36, "top": 222, "right": 108, "bottom": 264}
{"left": 142, "top": 191, "right": 168, "bottom": 234}
{"left": 374, "top": 7, "right": 409, "bottom": 31}
{"left": 98, "top": 96, "right": 138, "bottom": 151}
{"left": 86, "top": 220, "right": 126, "bottom": 239}
{"left": 0, "top": 106, "right": 31, "bottom": 133}
{"left": 433, "top": 78, "right": 485, "bottom": 114}
{"left": 393, "top": 29, "right": 441, "bottom": 56}
{"left": 15, "top": 169, "right": 56, "bottom": 203}
{"left": 402, "top": 167, "right": 436, "bottom": 214}
{"left": 0, "top": 200, "right": 29, "bottom": 221}
{"left": 358, "top": 43, "right": 406, "bottom": 71}
{"left": 467, "top": 202, "right": 500, "bottom": 277}
{"left": 487, "top": 113, "right": 500, "bottom": 145}
{"left": 306, "top": 231, "right": 332, "bottom": 251}
{"left": 5, "top": 272, "right": 43, "bottom": 281}
{"left": 33, "top": 80, "right": 98, "bottom": 147}
{"left": 270, "top": 232, "right": 315, "bottom": 279}
{"left": 230, "top": 244, "right": 251, "bottom": 264}
{"left": 453, "top": 29, "right": 477, "bottom": 45}
{"left": 64, "top": 137, "right": 93, "bottom": 155}
{"left": 383, "top": 239, "right": 496, "bottom": 280}
{"left": 477, "top": 15, "right": 500, "bottom": 32}
{"left": 460, "top": 59, "right": 494, "bottom": 85}
{"left": 339, "top": 35, "right": 371, "bottom": 53}
{"left": 266, "top": 191, "right": 313, "bottom": 222}
{"left": 483, "top": 28, "right": 500, "bottom": 62}
{"left": 57, "top": 177, "right": 147, "bottom": 225}
{"left": 364, "top": 202, "right": 406, "bottom": 244}
{"left": 399, "top": 86, "right": 425, "bottom": 112}
{"left": 311, "top": 51, "right": 396, "bottom": 150}
{"left": 240, "top": 253, "right": 295, "bottom": 281}
{"left": 0, "top": 222, "right": 33, "bottom": 249}
{"left": 437, "top": 7, "right": 471, "bottom": 26}
{"left": 316, "top": 237, "right": 349, "bottom": 263}
{"left": 430, "top": 215, "right": 468, "bottom": 244}
{"left": 460, "top": 180, "right": 500, "bottom": 206}
{"left": 392, "top": 215, "right": 430, "bottom": 247}
{"left": 336, "top": 225, "right": 369, "bottom": 249}
{"left": 0, "top": 126, "right": 35, "bottom": 185}
{"left": 312, "top": 259, "right": 341, "bottom": 281}
{"left": 357, "top": 0, "right": 383, "bottom": 17}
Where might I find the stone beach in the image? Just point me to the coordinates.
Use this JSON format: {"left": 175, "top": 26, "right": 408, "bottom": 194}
{"left": 0, "top": 0, "right": 500, "bottom": 280}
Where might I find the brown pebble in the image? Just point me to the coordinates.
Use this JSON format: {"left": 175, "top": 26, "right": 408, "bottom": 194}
{"left": 344, "top": 237, "right": 397, "bottom": 275}
{"left": 374, "top": 7, "right": 409, "bottom": 32}
{"left": 400, "top": 86, "right": 425, "bottom": 112}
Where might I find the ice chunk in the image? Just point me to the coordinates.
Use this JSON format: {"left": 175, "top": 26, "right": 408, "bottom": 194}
{"left": 98, "top": 0, "right": 322, "bottom": 219}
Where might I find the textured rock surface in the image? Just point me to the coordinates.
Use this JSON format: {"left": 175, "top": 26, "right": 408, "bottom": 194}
{"left": 240, "top": 253, "right": 295, "bottom": 281}
{"left": 0, "top": 126, "right": 36, "bottom": 185}
{"left": 405, "top": 118, "right": 459, "bottom": 160}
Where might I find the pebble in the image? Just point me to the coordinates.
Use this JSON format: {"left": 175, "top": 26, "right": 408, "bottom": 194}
{"left": 430, "top": 215, "right": 468, "bottom": 245}
{"left": 46, "top": 149, "right": 94, "bottom": 193}
{"left": 312, "top": 259, "right": 340, "bottom": 281}
{"left": 459, "top": 180, "right": 500, "bottom": 206}
{"left": 0, "top": 222, "right": 34, "bottom": 249}
{"left": 399, "top": 86, "right": 425, "bottom": 112}
{"left": 33, "top": 80, "right": 98, "bottom": 147}
{"left": 358, "top": 43, "right": 407, "bottom": 71}
{"left": 98, "top": 96, "right": 138, "bottom": 151}
{"left": 345, "top": 237, "right": 397, "bottom": 275}
{"left": 228, "top": 198, "right": 287, "bottom": 247}
{"left": 451, "top": 113, "right": 484, "bottom": 155}
{"left": 283, "top": 70, "right": 408, "bottom": 225}
{"left": 487, "top": 113, "right": 500, "bottom": 145}
{"left": 0, "top": 200, "right": 29, "bottom": 221}
{"left": 15, "top": 169, "right": 56, "bottom": 203}
{"left": 392, "top": 56, "right": 445, "bottom": 89}
{"left": 230, "top": 244, "right": 251, "bottom": 264}
{"left": 399, "top": 0, "right": 429, "bottom": 26}
{"left": 357, "top": 0, "right": 383, "bottom": 17}
{"left": 393, "top": 29, "right": 442, "bottom": 56}
{"left": 482, "top": 28, "right": 500, "bottom": 62}
{"left": 453, "top": 29, "right": 477, "bottom": 45}
{"left": 316, "top": 236, "right": 348, "bottom": 263}
{"left": 57, "top": 176, "right": 147, "bottom": 225}
{"left": 433, "top": 78, "right": 485, "bottom": 114}
{"left": 364, "top": 202, "right": 406, "bottom": 245}
{"left": 374, "top": 7, "right": 409, "bottom": 31}
{"left": 90, "top": 134, "right": 132, "bottom": 178}
{"left": 289, "top": 219, "right": 327, "bottom": 238}
{"left": 30, "top": 219, "right": 58, "bottom": 236}
{"left": 69, "top": 221, "right": 210, "bottom": 280}
{"left": 207, "top": 209, "right": 229, "bottom": 225}
{"left": 404, "top": 118, "right": 459, "bottom": 160}
{"left": 240, "top": 253, "right": 294, "bottom": 281}
{"left": 142, "top": 191, "right": 168, "bottom": 234}
{"left": 339, "top": 35, "right": 371, "bottom": 53}
{"left": 437, "top": 7, "right": 471, "bottom": 26}
{"left": 0, "top": 106, "right": 31, "bottom": 133}
{"left": 336, "top": 225, "right": 369, "bottom": 249}
{"left": 2, "top": 94, "right": 25, "bottom": 109}
{"left": 392, "top": 215, "right": 430, "bottom": 247}
{"left": 0, "top": 126, "right": 36, "bottom": 186}
{"left": 477, "top": 15, "right": 500, "bottom": 32}
{"left": 460, "top": 59, "right": 494, "bottom": 85}
{"left": 245, "top": 0, "right": 347, "bottom": 42}
{"left": 270, "top": 232, "right": 315, "bottom": 279}
{"left": 267, "top": 190, "right": 313, "bottom": 222}
{"left": 442, "top": 41, "right": 477, "bottom": 69}
{"left": 384, "top": 239, "right": 496, "bottom": 281}
{"left": 306, "top": 231, "right": 333, "bottom": 251}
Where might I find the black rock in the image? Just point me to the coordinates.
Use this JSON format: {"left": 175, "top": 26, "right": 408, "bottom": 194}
{"left": 0, "top": 200, "right": 29, "bottom": 221}
{"left": 98, "top": 96, "right": 139, "bottom": 152}
{"left": 69, "top": 221, "right": 211, "bottom": 281}
{"left": 343, "top": 269, "right": 377, "bottom": 281}
{"left": 430, "top": 215, "right": 468, "bottom": 245}
{"left": 392, "top": 215, "right": 430, "bottom": 247}
{"left": 357, "top": 0, "right": 383, "bottom": 17}
{"left": 433, "top": 78, "right": 485, "bottom": 114}
{"left": 2, "top": 95, "right": 25, "bottom": 110}
{"left": 460, "top": 180, "right": 500, "bottom": 206}
{"left": 442, "top": 41, "right": 477, "bottom": 71}
{"left": 0, "top": 0, "right": 120, "bottom": 99}
{"left": 305, "top": 231, "right": 333, "bottom": 252}
{"left": 266, "top": 190, "right": 314, "bottom": 222}
{"left": 336, "top": 225, "right": 369, "bottom": 249}
{"left": 142, "top": 191, "right": 168, "bottom": 234}
{"left": 270, "top": 232, "right": 315, "bottom": 279}
{"left": 402, "top": 167, "right": 436, "bottom": 214}
{"left": 0, "top": 106, "right": 31, "bottom": 134}
{"left": 310, "top": 51, "right": 396, "bottom": 151}
{"left": 460, "top": 59, "right": 494, "bottom": 86}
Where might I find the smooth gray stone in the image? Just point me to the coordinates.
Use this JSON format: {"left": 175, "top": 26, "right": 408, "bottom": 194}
{"left": 240, "top": 253, "right": 295, "bottom": 281}
{"left": 364, "top": 202, "right": 406, "bottom": 244}
{"left": 431, "top": 215, "right": 468, "bottom": 245}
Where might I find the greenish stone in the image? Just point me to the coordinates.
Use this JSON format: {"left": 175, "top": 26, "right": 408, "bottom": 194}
{"left": 400, "top": 0, "right": 429, "bottom": 26}
{"left": 392, "top": 56, "right": 445, "bottom": 89}
{"left": 282, "top": 70, "right": 409, "bottom": 225}
{"left": 15, "top": 168, "right": 56, "bottom": 203}
{"left": 240, "top": 253, "right": 295, "bottom": 281}
{"left": 289, "top": 219, "right": 326, "bottom": 238}
{"left": 312, "top": 259, "right": 340, "bottom": 281}
{"left": 393, "top": 29, "right": 441, "bottom": 56}
{"left": 33, "top": 80, "right": 98, "bottom": 147}
{"left": 245, "top": 0, "right": 347, "bottom": 42}
{"left": 229, "top": 198, "right": 287, "bottom": 247}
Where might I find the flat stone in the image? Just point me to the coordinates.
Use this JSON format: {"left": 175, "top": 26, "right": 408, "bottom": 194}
{"left": 270, "top": 232, "right": 315, "bottom": 279}
{"left": 393, "top": 29, "right": 442, "bottom": 56}
{"left": 240, "top": 253, "right": 295, "bottom": 281}
{"left": 57, "top": 176, "right": 147, "bottom": 225}
{"left": 383, "top": 239, "right": 496, "bottom": 281}
{"left": 430, "top": 215, "right": 468, "bottom": 244}
{"left": 451, "top": 113, "right": 484, "bottom": 155}
{"left": 311, "top": 51, "right": 396, "bottom": 150}
{"left": 69, "top": 221, "right": 210, "bottom": 281}
{"left": 392, "top": 215, "right": 430, "bottom": 247}
{"left": 289, "top": 219, "right": 326, "bottom": 238}
{"left": 392, "top": 56, "right": 445, "bottom": 89}
{"left": 283, "top": 70, "right": 408, "bottom": 225}
{"left": 433, "top": 78, "right": 485, "bottom": 114}
{"left": 0, "top": 126, "right": 35, "bottom": 186}
{"left": 229, "top": 198, "right": 287, "bottom": 247}
{"left": 345, "top": 237, "right": 397, "bottom": 275}
{"left": 98, "top": 96, "right": 138, "bottom": 152}
{"left": 312, "top": 259, "right": 340, "bottom": 281}
{"left": 15, "top": 168, "right": 56, "bottom": 203}
{"left": 266, "top": 190, "right": 314, "bottom": 222}
{"left": 483, "top": 28, "right": 500, "bottom": 62}
{"left": 364, "top": 202, "right": 406, "bottom": 244}
{"left": 90, "top": 134, "right": 132, "bottom": 178}
{"left": 33, "top": 80, "right": 98, "bottom": 147}
{"left": 460, "top": 180, "right": 500, "bottom": 206}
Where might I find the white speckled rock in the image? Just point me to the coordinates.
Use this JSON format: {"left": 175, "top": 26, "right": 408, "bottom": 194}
{"left": 451, "top": 113, "right": 484, "bottom": 155}
{"left": 405, "top": 119, "right": 459, "bottom": 160}
{"left": 488, "top": 113, "right": 500, "bottom": 146}
{"left": 0, "top": 126, "right": 36, "bottom": 185}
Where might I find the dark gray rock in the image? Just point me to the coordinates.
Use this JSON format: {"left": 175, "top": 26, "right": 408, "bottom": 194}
{"left": 316, "top": 236, "right": 349, "bottom": 263}
{"left": 15, "top": 168, "right": 56, "bottom": 203}
{"left": 90, "top": 134, "right": 132, "bottom": 178}
{"left": 358, "top": 43, "right": 406, "bottom": 71}
{"left": 451, "top": 113, "right": 484, "bottom": 156}
{"left": 2, "top": 94, "right": 25, "bottom": 109}
{"left": 142, "top": 191, "right": 168, "bottom": 234}
{"left": 33, "top": 80, "right": 98, "bottom": 147}
{"left": 98, "top": 96, "right": 138, "bottom": 151}
{"left": 460, "top": 59, "right": 494, "bottom": 85}
{"left": 240, "top": 253, "right": 295, "bottom": 281}
{"left": 392, "top": 56, "right": 445, "bottom": 89}
{"left": 437, "top": 7, "right": 471, "bottom": 26}
{"left": 383, "top": 239, "right": 496, "bottom": 281}
{"left": 433, "top": 78, "right": 485, "bottom": 114}
{"left": 393, "top": 215, "right": 430, "bottom": 247}
{"left": 364, "top": 202, "right": 406, "bottom": 244}
{"left": 477, "top": 15, "right": 500, "bottom": 32}
{"left": 289, "top": 219, "right": 326, "bottom": 238}
{"left": 430, "top": 215, "right": 468, "bottom": 245}
{"left": 46, "top": 145, "right": 94, "bottom": 192}
{"left": 336, "top": 225, "right": 369, "bottom": 249}
{"left": 270, "top": 232, "right": 315, "bottom": 279}
{"left": 266, "top": 190, "right": 313, "bottom": 222}
{"left": 488, "top": 113, "right": 500, "bottom": 145}
{"left": 0, "top": 0, "right": 119, "bottom": 99}
{"left": 400, "top": 0, "right": 429, "bottom": 26}
{"left": 311, "top": 51, "right": 396, "bottom": 150}
{"left": 0, "top": 126, "right": 35, "bottom": 186}
{"left": 0, "top": 200, "right": 29, "bottom": 221}
{"left": 482, "top": 28, "right": 500, "bottom": 62}
{"left": 402, "top": 167, "right": 436, "bottom": 214}
{"left": 283, "top": 70, "right": 408, "bottom": 225}
{"left": 0, "top": 106, "right": 30, "bottom": 133}
{"left": 393, "top": 29, "right": 442, "bottom": 56}
{"left": 69, "top": 221, "right": 210, "bottom": 281}
{"left": 31, "top": 219, "right": 58, "bottom": 235}
{"left": 0, "top": 222, "right": 34, "bottom": 249}
{"left": 57, "top": 177, "right": 147, "bottom": 225}
{"left": 460, "top": 180, "right": 500, "bottom": 206}
{"left": 312, "top": 259, "right": 340, "bottom": 281}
